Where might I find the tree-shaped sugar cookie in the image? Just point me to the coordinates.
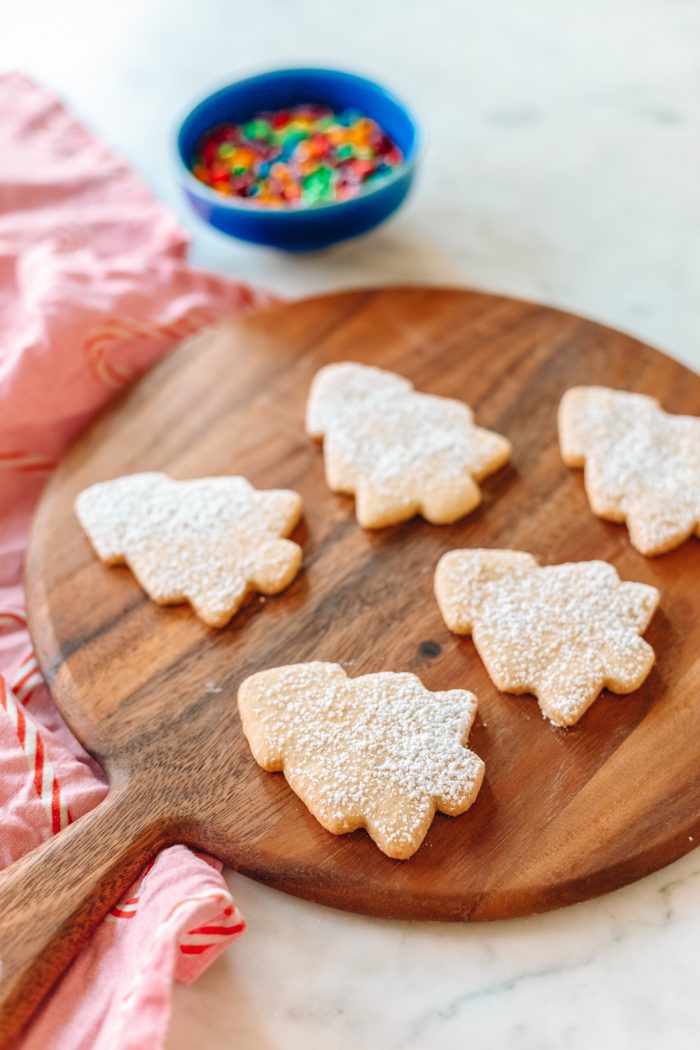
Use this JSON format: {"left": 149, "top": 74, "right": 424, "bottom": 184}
{"left": 559, "top": 386, "right": 700, "bottom": 555}
{"left": 76, "top": 473, "right": 302, "bottom": 627}
{"left": 435, "top": 549, "right": 659, "bottom": 727}
{"left": 238, "top": 662, "right": 485, "bottom": 859}
{"left": 306, "top": 362, "right": 511, "bottom": 528}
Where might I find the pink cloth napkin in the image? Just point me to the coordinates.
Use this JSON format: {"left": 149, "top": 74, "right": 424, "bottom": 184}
{"left": 0, "top": 72, "right": 271, "bottom": 1048}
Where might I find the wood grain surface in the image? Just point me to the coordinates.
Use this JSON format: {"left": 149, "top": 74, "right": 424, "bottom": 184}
{"left": 2, "top": 287, "right": 700, "bottom": 1039}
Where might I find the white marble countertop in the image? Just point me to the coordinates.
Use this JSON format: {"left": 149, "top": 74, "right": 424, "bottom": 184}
{"left": 4, "top": 1, "right": 700, "bottom": 1047}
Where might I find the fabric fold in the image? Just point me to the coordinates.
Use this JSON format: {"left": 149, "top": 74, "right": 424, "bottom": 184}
{"left": 0, "top": 72, "right": 260, "bottom": 1048}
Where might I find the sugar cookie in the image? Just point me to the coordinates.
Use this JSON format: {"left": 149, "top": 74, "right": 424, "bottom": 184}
{"left": 76, "top": 473, "right": 302, "bottom": 627}
{"left": 306, "top": 361, "right": 511, "bottom": 528}
{"left": 238, "top": 662, "right": 485, "bottom": 859}
{"left": 559, "top": 385, "right": 700, "bottom": 555}
{"left": 435, "top": 549, "right": 659, "bottom": 727}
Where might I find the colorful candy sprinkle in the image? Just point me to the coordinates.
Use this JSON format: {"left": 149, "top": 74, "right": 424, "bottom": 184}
{"left": 190, "top": 104, "right": 403, "bottom": 207}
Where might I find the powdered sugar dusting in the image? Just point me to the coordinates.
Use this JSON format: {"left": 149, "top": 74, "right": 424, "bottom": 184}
{"left": 75, "top": 472, "right": 302, "bottom": 627}
{"left": 306, "top": 362, "right": 511, "bottom": 528}
{"left": 238, "top": 662, "right": 484, "bottom": 859}
{"left": 435, "top": 549, "right": 659, "bottom": 727}
{"left": 559, "top": 386, "right": 700, "bottom": 555}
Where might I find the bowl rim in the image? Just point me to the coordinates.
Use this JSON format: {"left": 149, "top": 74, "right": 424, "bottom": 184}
{"left": 172, "top": 65, "right": 421, "bottom": 216}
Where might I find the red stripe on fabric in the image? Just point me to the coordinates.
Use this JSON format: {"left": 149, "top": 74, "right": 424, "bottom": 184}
{"left": 51, "top": 776, "right": 61, "bottom": 834}
{"left": 180, "top": 923, "right": 246, "bottom": 953}
{"left": 20, "top": 685, "right": 39, "bottom": 706}
{"left": 13, "top": 665, "right": 37, "bottom": 692}
{"left": 33, "top": 727, "right": 43, "bottom": 794}
{"left": 16, "top": 703, "right": 26, "bottom": 749}
{"left": 11, "top": 462, "right": 56, "bottom": 474}
{"left": 185, "top": 922, "right": 243, "bottom": 937}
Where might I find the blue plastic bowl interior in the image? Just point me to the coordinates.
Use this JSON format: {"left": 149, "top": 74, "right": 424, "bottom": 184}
{"left": 175, "top": 68, "right": 419, "bottom": 252}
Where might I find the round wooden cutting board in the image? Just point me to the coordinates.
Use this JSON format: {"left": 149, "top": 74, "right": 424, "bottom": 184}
{"left": 2, "top": 287, "right": 700, "bottom": 1036}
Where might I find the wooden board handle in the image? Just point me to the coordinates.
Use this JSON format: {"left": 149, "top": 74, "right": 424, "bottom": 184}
{"left": 0, "top": 778, "right": 174, "bottom": 1043}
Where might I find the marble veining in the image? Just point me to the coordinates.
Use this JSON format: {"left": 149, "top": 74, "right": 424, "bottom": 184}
{"left": 165, "top": 857, "right": 700, "bottom": 1049}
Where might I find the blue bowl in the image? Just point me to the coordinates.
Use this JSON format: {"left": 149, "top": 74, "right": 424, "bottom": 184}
{"left": 174, "top": 67, "right": 420, "bottom": 252}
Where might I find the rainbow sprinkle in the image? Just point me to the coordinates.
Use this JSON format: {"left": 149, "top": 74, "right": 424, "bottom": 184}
{"left": 190, "top": 104, "right": 403, "bottom": 207}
